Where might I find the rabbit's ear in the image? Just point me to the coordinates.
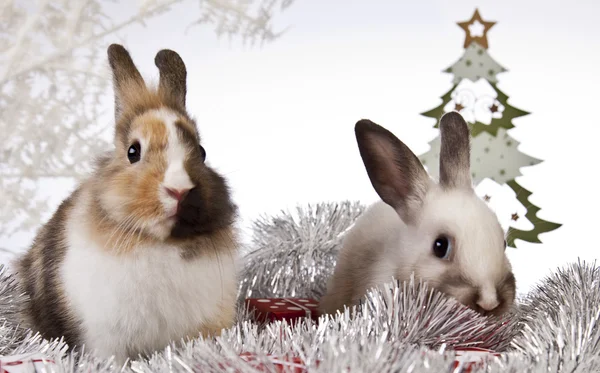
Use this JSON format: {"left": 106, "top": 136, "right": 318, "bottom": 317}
{"left": 107, "top": 44, "right": 146, "bottom": 120}
{"left": 355, "top": 119, "right": 430, "bottom": 224}
{"left": 155, "top": 49, "right": 187, "bottom": 110}
{"left": 439, "top": 112, "right": 472, "bottom": 189}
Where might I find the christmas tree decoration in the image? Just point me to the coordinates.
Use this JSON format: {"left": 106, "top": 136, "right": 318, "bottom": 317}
{"left": 444, "top": 42, "right": 506, "bottom": 84}
{"left": 422, "top": 80, "right": 528, "bottom": 138}
{"left": 421, "top": 127, "right": 541, "bottom": 186}
{"left": 457, "top": 9, "right": 496, "bottom": 49}
{"left": 419, "top": 9, "right": 561, "bottom": 248}
{"left": 472, "top": 180, "right": 531, "bottom": 234}
{"left": 504, "top": 179, "right": 561, "bottom": 246}
{"left": 0, "top": 205, "right": 598, "bottom": 372}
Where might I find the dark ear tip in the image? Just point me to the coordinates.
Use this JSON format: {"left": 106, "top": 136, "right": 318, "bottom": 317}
{"left": 440, "top": 110, "right": 466, "bottom": 123}
{"left": 155, "top": 49, "right": 185, "bottom": 69}
{"left": 355, "top": 119, "right": 378, "bottom": 133}
{"left": 440, "top": 111, "right": 469, "bottom": 134}
{"left": 107, "top": 44, "right": 127, "bottom": 59}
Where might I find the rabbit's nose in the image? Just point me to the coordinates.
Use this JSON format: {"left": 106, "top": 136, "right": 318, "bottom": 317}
{"left": 165, "top": 187, "right": 190, "bottom": 202}
{"left": 476, "top": 288, "right": 500, "bottom": 311}
{"left": 477, "top": 298, "right": 500, "bottom": 311}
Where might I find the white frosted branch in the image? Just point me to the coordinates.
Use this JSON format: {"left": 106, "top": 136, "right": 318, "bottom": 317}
{"left": 0, "top": 0, "right": 49, "bottom": 81}
{"left": 0, "top": 0, "right": 180, "bottom": 85}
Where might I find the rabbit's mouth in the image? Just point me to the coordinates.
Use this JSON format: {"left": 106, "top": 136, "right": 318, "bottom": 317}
{"left": 468, "top": 302, "right": 510, "bottom": 317}
{"left": 432, "top": 271, "right": 515, "bottom": 318}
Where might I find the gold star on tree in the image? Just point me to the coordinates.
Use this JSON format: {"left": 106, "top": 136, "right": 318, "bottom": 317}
{"left": 490, "top": 103, "right": 499, "bottom": 113}
{"left": 457, "top": 9, "right": 496, "bottom": 49}
{"left": 483, "top": 195, "right": 491, "bottom": 202}
{"left": 511, "top": 213, "right": 519, "bottom": 221}
{"left": 454, "top": 102, "right": 464, "bottom": 111}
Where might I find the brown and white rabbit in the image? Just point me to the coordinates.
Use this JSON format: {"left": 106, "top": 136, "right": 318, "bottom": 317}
{"left": 319, "top": 112, "right": 516, "bottom": 317}
{"left": 15, "top": 44, "right": 239, "bottom": 362}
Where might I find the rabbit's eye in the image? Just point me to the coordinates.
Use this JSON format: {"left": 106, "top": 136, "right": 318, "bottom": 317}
{"left": 504, "top": 239, "right": 507, "bottom": 250}
{"left": 433, "top": 236, "right": 452, "bottom": 259}
{"left": 128, "top": 142, "right": 141, "bottom": 164}
{"left": 199, "top": 144, "right": 206, "bottom": 162}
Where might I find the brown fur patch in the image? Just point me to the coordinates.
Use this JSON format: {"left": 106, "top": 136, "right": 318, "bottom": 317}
{"left": 134, "top": 112, "right": 168, "bottom": 147}
{"left": 16, "top": 190, "right": 83, "bottom": 348}
{"left": 169, "top": 166, "right": 237, "bottom": 242}
{"left": 100, "top": 153, "right": 166, "bottom": 232}
{"left": 114, "top": 87, "right": 191, "bottom": 148}
{"left": 87, "top": 194, "right": 158, "bottom": 254}
{"left": 174, "top": 120, "right": 199, "bottom": 145}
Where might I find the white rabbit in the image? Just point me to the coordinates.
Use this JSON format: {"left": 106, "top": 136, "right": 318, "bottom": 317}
{"left": 319, "top": 112, "right": 515, "bottom": 317}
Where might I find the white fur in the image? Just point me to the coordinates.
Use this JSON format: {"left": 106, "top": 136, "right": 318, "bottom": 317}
{"left": 61, "top": 192, "right": 237, "bottom": 362}
{"left": 150, "top": 108, "right": 195, "bottom": 215}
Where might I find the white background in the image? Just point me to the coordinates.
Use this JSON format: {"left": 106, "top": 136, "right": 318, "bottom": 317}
{"left": 2, "top": 0, "right": 600, "bottom": 295}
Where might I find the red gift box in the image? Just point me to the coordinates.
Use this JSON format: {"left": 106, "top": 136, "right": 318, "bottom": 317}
{"left": 451, "top": 347, "right": 501, "bottom": 372}
{"left": 245, "top": 298, "right": 320, "bottom": 324}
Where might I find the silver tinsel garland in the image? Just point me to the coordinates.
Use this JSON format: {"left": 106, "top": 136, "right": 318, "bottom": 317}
{"left": 0, "top": 201, "right": 598, "bottom": 372}
{"left": 238, "top": 201, "right": 365, "bottom": 302}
